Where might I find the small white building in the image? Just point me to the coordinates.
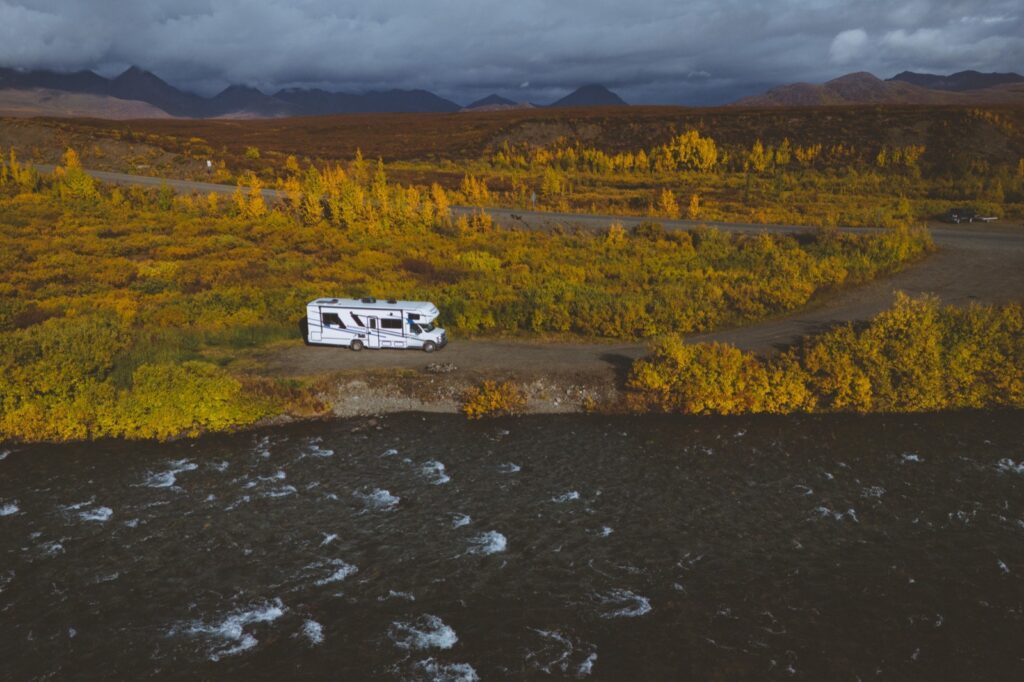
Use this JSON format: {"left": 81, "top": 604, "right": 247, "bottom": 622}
{"left": 302, "top": 297, "right": 447, "bottom": 352}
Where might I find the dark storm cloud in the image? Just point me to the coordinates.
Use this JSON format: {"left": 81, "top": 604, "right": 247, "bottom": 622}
{"left": 1, "top": 0, "right": 1021, "bottom": 104}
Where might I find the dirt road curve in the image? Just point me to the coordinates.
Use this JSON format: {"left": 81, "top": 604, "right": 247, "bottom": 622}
{"left": 53, "top": 166, "right": 1024, "bottom": 378}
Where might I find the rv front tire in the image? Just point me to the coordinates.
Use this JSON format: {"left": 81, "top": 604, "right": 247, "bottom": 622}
{"left": 422, "top": 341, "right": 436, "bottom": 353}
{"left": 350, "top": 340, "right": 364, "bottom": 351}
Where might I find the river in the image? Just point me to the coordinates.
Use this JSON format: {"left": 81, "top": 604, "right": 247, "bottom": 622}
{"left": 1, "top": 413, "right": 1022, "bottom": 680}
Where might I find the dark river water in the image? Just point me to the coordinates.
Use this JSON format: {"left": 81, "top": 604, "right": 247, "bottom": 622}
{"left": 1, "top": 413, "right": 1022, "bottom": 681}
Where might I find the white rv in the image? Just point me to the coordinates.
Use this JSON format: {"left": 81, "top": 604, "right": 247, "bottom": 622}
{"left": 302, "top": 297, "right": 448, "bottom": 352}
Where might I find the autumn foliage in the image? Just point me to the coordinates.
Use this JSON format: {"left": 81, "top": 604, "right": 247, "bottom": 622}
{"left": 628, "top": 294, "right": 1024, "bottom": 414}
{"left": 0, "top": 147, "right": 940, "bottom": 441}
{"left": 461, "top": 380, "right": 527, "bottom": 419}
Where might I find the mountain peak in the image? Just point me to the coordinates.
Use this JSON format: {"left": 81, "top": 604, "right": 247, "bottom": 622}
{"left": 466, "top": 93, "right": 517, "bottom": 109}
{"left": 549, "top": 84, "right": 627, "bottom": 108}
{"left": 215, "top": 84, "right": 266, "bottom": 97}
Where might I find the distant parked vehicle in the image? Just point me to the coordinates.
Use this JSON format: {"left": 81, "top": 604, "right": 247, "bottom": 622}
{"left": 945, "top": 208, "right": 997, "bottom": 224}
{"left": 945, "top": 208, "right": 977, "bottom": 223}
{"left": 301, "top": 297, "right": 447, "bottom": 352}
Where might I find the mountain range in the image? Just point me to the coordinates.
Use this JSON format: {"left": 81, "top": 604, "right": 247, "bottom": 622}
{"left": 0, "top": 66, "right": 628, "bottom": 118}
{"left": 3, "top": 65, "right": 1022, "bottom": 118}
{"left": 733, "top": 70, "right": 1024, "bottom": 107}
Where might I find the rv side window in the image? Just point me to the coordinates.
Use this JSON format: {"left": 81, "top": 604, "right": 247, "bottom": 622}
{"left": 408, "top": 313, "right": 421, "bottom": 320}
{"left": 381, "top": 319, "right": 402, "bottom": 329}
{"left": 322, "top": 312, "right": 344, "bottom": 328}
{"left": 409, "top": 323, "right": 422, "bottom": 334}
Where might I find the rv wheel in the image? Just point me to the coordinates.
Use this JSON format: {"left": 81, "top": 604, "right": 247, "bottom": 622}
{"left": 422, "top": 341, "right": 436, "bottom": 353}
{"left": 299, "top": 318, "right": 311, "bottom": 346}
{"left": 350, "top": 340, "right": 364, "bottom": 351}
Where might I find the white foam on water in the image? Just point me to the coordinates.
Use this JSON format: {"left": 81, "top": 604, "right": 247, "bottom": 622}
{"left": 68, "top": 627, "right": 77, "bottom": 638}
{"left": 378, "top": 590, "right": 416, "bottom": 602}
{"left": 996, "top": 459, "right": 1024, "bottom": 475}
{"left": 263, "top": 485, "right": 297, "bottom": 499}
{"left": 80, "top": 506, "right": 113, "bottom": 523}
{"left": 578, "top": 653, "right": 598, "bottom": 676}
{"left": 451, "top": 514, "right": 472, "bottom": 528}
{"left": 468, "top": 531, "right": 507, "bottom": 555}
{"left": 421, "top": 460, "right": 451, "bottom": 485}
{"left": 224, "top": 495, "right": 251, "bottom": 511}
{"left": 177, "top": 598, "right": 285, "bottom": 662}
{"left": 0, "top": 570, "right": 14, "bottom": 593}
{"left": 552, "top": 491, "right": 581, "bottom": 503}
{"left": 210, "top": 460, "right": 229, "bottom": 472}
{"left": 60, "top": 498, "right": 95, "bottom": 512}
{"left": 901, "top": 453, "right": 924, "bottom": 464}
{"left": 599, "top": 526, "right": 613, "bottom": 537}
{"left": 998, "top": 559, "right": 1010, "bottom": 574}
{"left": 254, "top": 436, "right": 272, "bottom": 459}
{"left": 528, "top": 628, "right": 598, "bottom": 676}
{"left": 862, "top": 486, "right": 886, "bottom": 498}
{"left": 814, "top": 506, "right": 859, "bottom": 523}
{"left": 948, "top": 509, "right": 975, "bottom": 525}
{"left": 40, "top": 540, "right": 64, "bottom": 557}
{"left": 305, "top": 437, "right": 334, "bottom": 458}
{"left": 245, "top": 471, "right": 287, "bottom": 489}
{"left": 320, "top": 533, "right": 338, "bottom": 546}
{"left": 0, "top": 501, "right": 19, "bottom": 516}
{"left": 381, "top": 448, "right": 399, "bottom": 457}
{"left": 142, "top": 459, "right": 198, "bottom": 488}
{"left": 497, "top": 462, "right": 521, "bottom": 473}
{"left": 94, "top": 571, "right": 120, "bottom": 583}
{"left": 596, "top": 589, "right": 652, "bottom": 618}
{"left": 355, "top": 488, "right": 400, "bottom": 511}
{"left": 388, "top": 614, "right": 458, "bottom": 650}
{"left": 312, "top": 559, "right": 358, "bottom": 586}
{"left": 410, "top": 658, "right": 479, "bottom": 682}
{"left": 301, "top": 619, "right": 324, "bottom": 645}
{"left": 793, "top": 485, "right": 814, "bottom": 496}
{"left": 217, "top": 634, "right": 258, "bottom": 658}
{"left": 0, "top": 449, "right": 9, "bottom": 461}
{"left": 124, "top": 518, "right": 140, "bottom": 528}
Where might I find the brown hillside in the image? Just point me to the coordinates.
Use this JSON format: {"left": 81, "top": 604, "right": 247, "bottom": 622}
{"left": 0, "top": 88, "right": 171, "bottom": 119}
{"left": 734, "top": 72, "right": 1024, "bottom": 107}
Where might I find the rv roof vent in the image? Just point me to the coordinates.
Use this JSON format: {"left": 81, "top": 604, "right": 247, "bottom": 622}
{"left": 329, "top": 298, "right": 338, "bottom": 303}
{"left": 387, "top": 298, "right": 398, "bottom": 304}
{"left": 361, "top": 297, "right": 376, "bottom": 304}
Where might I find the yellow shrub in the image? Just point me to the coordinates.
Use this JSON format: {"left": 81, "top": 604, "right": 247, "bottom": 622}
{"left": 461, "top": 380, "right": 527, "bottom": 419}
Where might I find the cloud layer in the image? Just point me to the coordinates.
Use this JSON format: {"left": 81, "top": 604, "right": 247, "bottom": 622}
{"left": 1, "top": 0, "right": 1021, "bottom": 104}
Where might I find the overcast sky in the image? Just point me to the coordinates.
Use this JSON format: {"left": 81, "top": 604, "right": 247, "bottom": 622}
{"left": 1, "top": 0, "right": 1021, "bottom": 104}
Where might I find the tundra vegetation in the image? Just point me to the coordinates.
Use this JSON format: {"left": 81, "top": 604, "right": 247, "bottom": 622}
{"left": 40, "top": 106, "right": 1024, "bottom": 227}
{"left": 0, "top": 143, "right": 1001, "bottom": 442}
{"left": 461, "top": 381, "right": 528, "bottom": 419}
{"left": 627, "top": 294, "right": 1024, "bottom": 415}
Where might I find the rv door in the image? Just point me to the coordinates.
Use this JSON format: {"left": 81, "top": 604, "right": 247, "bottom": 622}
{"left": 366, "top": 317, "right": 381, "bottom": 348}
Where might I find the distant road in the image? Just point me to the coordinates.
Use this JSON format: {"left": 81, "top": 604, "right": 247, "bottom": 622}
{"left": 35, "top": 165, "right": 1024, "bottom": 376}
